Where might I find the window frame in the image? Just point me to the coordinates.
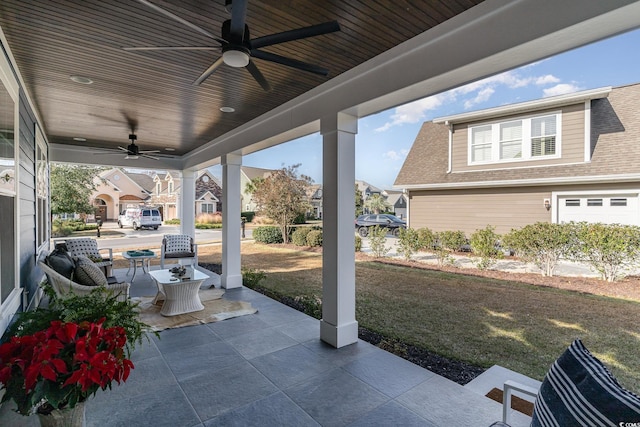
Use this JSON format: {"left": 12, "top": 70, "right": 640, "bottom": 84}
{"left": 35, "top": 124, "right": 49, "bottom": 250}
{"left": 467, "top": 111, "right": 561, "bottom": 166}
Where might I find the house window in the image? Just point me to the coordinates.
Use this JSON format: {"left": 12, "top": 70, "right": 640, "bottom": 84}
{"left": 610, "top": 198, "right": 627, "bottom": 207}
{"left": 201, "top": 203, "right": 215, "bottom": 213}
{"left": 471, "top": 125, "right": 492, "bottom": 162}
{"left": 499, "top": 120, "right": 522, "bottom": 160}
{"left": 531, "top": 115, "right": 557, "bottom": 157}
{"left": 167, "top": 181, "right": 174, "bottom": 194}
{"left": 36, "top": 126, "right": 49, "bottom": 249}
{"left": 156, "top": 182, "right": 161, "bottom": 196}
{"left": 565, "top": 199, "right": 580, "bottom": 207}
{"left": 468, "top": 112, "right": 560, "bottom": 165}
{"left": 587, "top": 199, "right": 603, "bottom": 207}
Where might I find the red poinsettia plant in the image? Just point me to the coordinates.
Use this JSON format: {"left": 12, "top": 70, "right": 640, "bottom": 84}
{"left": 0, "top": 317, "right": 134, "bottom": 415}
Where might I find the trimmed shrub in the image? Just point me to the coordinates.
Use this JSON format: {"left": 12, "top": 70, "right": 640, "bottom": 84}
{"left": 368, "top": 225, "right": 391, "bottom": 258}
{"left": 241, "top": 211, "right": 255, "bottom": 223}
{"left": 571, "top": 222, "right": 640, "bottom": 282}
{"left": 355, "top": 235, "right": 362, "bottom": 252}
{"left": 397, "top": 227, "right": 421, "bottom": 261}
{"left": 470, "top": 225, "right": 503, "bottom": 270}
{"left": 438, "top": 230, "right": 467, "bottom": 252}
{"left": 242, "top": 267, "right": 266, "bottom": 287}
{"left": 164, "top": 218, "right": 180, "bottom": 225}
{"left": 503, "top": 222, "right": 575, "bottom": 277}
{"left": 253, "top": 226, "right": 283, "bottom": 244}
{"left": 417, "top": 227, "right": 437, "bottom": 250}
{"left": 306, "top": 230, "right": 323, "bottom": 247}
{"left": 291, "top": 227, "right": 313, "bottom": 246}
{"left": 195, "top": 223, "right": 223, "bottom": 229}
{"left": 293, "top": 212, "right": 307, "bottom": 224}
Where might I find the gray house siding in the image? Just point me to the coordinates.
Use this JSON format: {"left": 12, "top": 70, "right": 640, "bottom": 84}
{"left": 18, "top": 88, "right": 40, "bottom": 310}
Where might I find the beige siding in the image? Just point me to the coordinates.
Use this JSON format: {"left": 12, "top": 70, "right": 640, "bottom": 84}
{"left": 451, "top": 104, "right": 586, "bottom": 173}
{"left": 409, "top": 182, "right": 640, "bottom": 235}
{"left": 409, "top": 187, "right": 553, "bottom": 235}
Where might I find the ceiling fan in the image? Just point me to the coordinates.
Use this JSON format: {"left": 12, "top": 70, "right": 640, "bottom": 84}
{"left": 124, "top": 0, "right": 341, "bottom": 91}
{"left": 91, "top": 116, "right": 161, "bottom": 160}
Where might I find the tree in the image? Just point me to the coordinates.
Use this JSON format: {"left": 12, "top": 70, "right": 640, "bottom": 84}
{"left": 50, "top": 164, "right": 103, "bottom": 217}
{"left": 355, "top": 186, "right": 364, "bottom": 217}
{"left": 364, "top": 194, "right": 390, "bottom": 214}
{"left": 251, "top": 165, "right": 312, "bottom": 243}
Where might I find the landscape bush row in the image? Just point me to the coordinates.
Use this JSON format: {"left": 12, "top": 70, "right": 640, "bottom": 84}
{"left": 255, "top": 221, "right": 640, "bottom": 282}
{"left": 395, "top": 222, "right": 640, "bottom": 282}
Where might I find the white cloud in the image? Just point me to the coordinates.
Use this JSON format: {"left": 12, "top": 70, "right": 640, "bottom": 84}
{"left": 374, "top": 68, "right": 566, "bottom": 131}
{"left": 383, "top": 148, "right": 409, "bottom": 161}
{"left": 464, "top": 87, "right": 495, "bottom": 109}
{"left": 543, "top": 83, "right": 583, "bottom": 97}
{"left": 375, "top": 96, "right": 445, "bottom": 132}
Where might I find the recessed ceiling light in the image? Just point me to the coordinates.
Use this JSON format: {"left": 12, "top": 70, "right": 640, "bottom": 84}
{"left": 73, "top": 137, "right": 87, "bottom": 142}
{"left": 164, "top": 148, "right": 175, "bottom": 151}
{"left": 220, "top": 106, "right": 235, "bottom": 113}
{"left": 70, "top": 75, "right": 93, "bottom": 84}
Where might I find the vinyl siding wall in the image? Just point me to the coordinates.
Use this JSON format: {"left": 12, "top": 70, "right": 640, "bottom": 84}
{"left": 451, "top": 103, "right": 586, "bottom": 173}
{"left": 408, "top": 182, "right": 640, "bottom": 235}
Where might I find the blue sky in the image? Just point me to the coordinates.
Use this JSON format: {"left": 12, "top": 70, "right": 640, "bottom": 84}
{"left": 211, "top": 28, "right": 640, "bottom": 190}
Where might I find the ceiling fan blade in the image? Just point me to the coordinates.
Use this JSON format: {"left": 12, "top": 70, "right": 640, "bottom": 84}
{"left": 246, "top": 60, "right": 272, "bottom": 92}
{"left": 193, "top": 57, "right": 225, "bottom": 85}
{"left": 251, "top": 21, "right": 340, "bottom": 49}
{"left": 229, "top": 0, "right": 248, "bottom": 42}
{"left": 251, "top": 50, "right": 329, "bottom": 76}
{"left": 123, "top": 46, "right": 220, "bottom": 51}
{"left": 141, "top": 154, "right": 160, "bottom": 160}
{"left": 139, "top": 150, "right": 161, "bottom": 154}
{"left": 117, "top": 146, "right": 129, "bottom": 152}
{"left": 136, "top": 0, "right": 227, "bottom": 44}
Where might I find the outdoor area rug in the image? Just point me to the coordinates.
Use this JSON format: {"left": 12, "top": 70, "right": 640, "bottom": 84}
{"left": 133, "top": 287, "right": 257, "bottom": 331}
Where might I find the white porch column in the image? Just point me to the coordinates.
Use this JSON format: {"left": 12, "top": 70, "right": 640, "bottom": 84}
{"left": 180, "top": 170, "right": 196, "bottom": 238}
{"left": 320, "top": 112, "right": 358, "bottom": 348}
{"left": 222, "top": 153, "right": 243, "bottom": 289}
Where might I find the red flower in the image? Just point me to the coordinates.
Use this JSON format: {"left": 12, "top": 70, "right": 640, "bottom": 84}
{"left": 0, "top": 320, "right": 135, "bottom": 414}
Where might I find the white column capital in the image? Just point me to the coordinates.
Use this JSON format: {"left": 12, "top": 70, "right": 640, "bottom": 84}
{"left": 321, "top": 112, "right": 357, "bottom": 135}
{"left": 221, "top": 152, "right": 243, "bottom": 166}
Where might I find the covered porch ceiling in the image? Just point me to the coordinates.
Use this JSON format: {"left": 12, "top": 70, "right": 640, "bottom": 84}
{"left": 1, "top": 0, "right": 639, "bottom": 171}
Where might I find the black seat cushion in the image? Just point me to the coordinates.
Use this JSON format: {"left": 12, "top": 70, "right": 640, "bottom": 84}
{"left": 165, "top": 251, "right": 195, "bottom": 259}
{"left": 531, "top": 339, "right": 640, "bottom": 426}
{"left": 45, "top": 248, "right": 75, "bottom": 279}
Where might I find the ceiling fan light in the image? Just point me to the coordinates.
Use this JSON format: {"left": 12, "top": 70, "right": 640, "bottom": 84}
{"left": 124, "top": 155, "right": 139, "bottom": 160}
{"left": 223, "top": 49, "right": 249, "bottom": 68}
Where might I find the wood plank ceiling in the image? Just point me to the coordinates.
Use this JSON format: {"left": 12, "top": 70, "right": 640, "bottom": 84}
{"left": 0, "top": 0, "right": 483, "bottom": 157}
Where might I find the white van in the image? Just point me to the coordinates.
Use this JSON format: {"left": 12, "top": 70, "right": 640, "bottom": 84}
{"left": 117, "top": 208, "right": 162, "bottom": 230}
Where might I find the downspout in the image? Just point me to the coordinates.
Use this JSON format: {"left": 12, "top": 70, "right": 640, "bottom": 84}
{"left": 446, "top": 120, "right": 453, "bottom": 173}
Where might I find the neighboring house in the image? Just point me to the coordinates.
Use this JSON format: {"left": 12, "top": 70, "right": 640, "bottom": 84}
{"left": 195, "top": 170, "right": 222, "bottom": 215}
{"left": 91, "top": 168, "right": 222, "bottom": 221}
{"left": 91, "top": 168, "right": 154, "bottom": 221}
{"left": 385, "top": 190, "right": 408, "bottom": 219}
{"left": 395, "top": 83, "right": 640, "bottom": 235}
{"left": 240, "top": 166, "right": 275, "bottom": 212}
{"left": 306, "top": 184, "right": 323, "bottom": 219}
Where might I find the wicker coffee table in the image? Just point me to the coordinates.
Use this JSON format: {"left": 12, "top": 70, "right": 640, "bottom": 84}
{"left": 149, "top": 268, "right": 209, "bottom": 316}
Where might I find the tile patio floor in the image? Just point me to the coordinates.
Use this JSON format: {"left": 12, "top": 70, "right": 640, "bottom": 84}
{"left": 0, "top": 265, "right": 532, "bottom": 426}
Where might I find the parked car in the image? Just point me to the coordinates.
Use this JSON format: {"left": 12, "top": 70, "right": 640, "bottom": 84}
{"left": 355, "top": 214, "right": 406, "bottom": 237}
{"left": 118, "top": 207, "right": 162, "bottom": 230}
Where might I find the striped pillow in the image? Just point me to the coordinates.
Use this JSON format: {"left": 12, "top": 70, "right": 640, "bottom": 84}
{"left": 531, "top": 339, "right": 640, "bottom": 426}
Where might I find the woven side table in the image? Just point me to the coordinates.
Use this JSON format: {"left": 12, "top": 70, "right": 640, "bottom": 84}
{"left": 149, "top": 269, "right": 209, "bottom": 316}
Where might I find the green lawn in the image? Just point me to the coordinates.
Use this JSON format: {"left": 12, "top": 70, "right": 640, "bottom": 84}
{"left": 202, "top": 243, "right": 640, "bottom": 391}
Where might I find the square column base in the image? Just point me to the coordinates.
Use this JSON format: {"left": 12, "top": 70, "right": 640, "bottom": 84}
{"left": 222, "top": 274, "right": 242, "bottom": 289}
{"left": 320, "top": 319, "right": 359, "bottom": 348}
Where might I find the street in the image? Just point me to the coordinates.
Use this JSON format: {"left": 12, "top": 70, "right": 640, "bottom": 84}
{"left": 61, "top": 222, "right": 252, "bottom": 251}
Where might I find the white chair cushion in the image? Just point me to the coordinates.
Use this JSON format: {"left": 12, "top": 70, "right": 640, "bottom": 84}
{"left": 164, "top": 235, "right": 193, "bottom": 254}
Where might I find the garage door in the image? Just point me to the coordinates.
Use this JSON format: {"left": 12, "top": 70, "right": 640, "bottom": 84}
{"left": 558, "top": 194, "right": 639, "bottom": 225}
